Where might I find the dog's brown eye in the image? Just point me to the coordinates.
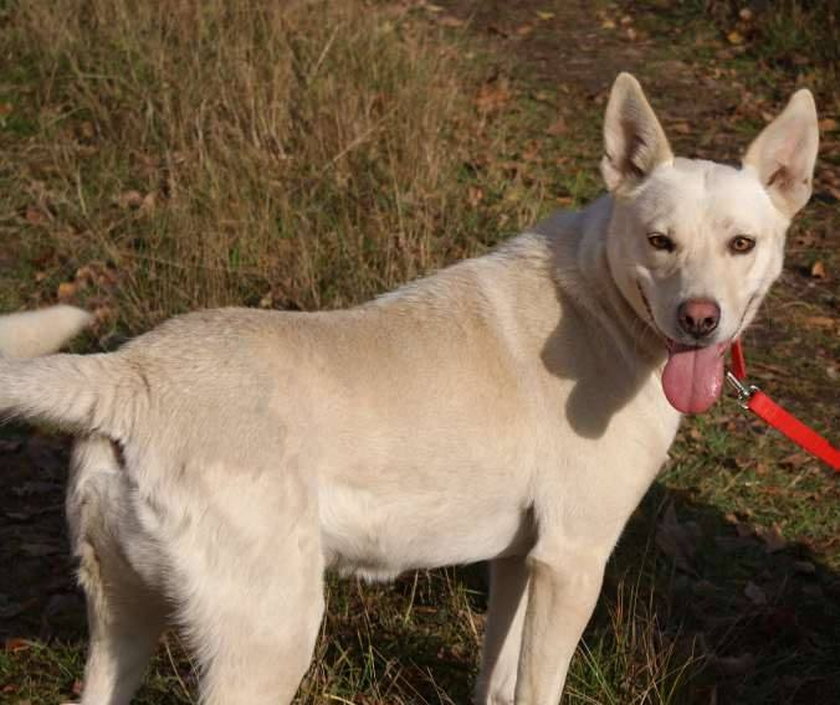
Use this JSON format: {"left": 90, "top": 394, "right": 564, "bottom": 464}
{"left": 647, "top": 233, "right": 675, "bottom": 252}
{"left": 729, "top": 235, "right": 756, "bottom": 254}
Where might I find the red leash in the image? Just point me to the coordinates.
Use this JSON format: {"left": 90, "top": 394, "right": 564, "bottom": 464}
{"left": 726, "top": 341, "right": 840, "bottom": 471}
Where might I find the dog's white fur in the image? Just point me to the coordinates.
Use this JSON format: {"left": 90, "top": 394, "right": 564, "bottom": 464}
{"left": 0, "top": 75, "right": 818, "bottom": 704}
{"left": 0, "top": 305, "right": 92, "bottom": 358}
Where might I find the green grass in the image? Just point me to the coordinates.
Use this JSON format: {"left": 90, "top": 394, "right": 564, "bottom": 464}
{"left": 2, "top": 0, "right": 840, "bottom": 703}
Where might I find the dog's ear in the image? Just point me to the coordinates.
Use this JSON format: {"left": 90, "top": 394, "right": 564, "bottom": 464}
{"left": 601, "top": 73, "right": 673, "bottom": 193}
{"left": 743, "top": 89, "right": 819, "bottom": 218}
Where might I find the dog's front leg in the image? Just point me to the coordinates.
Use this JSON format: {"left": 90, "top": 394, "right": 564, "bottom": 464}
{"left": 513, "top": 548, "right": 606, "bottom": 704}
{"left": 474, "top": 556, "right": 530, "bottom": 705}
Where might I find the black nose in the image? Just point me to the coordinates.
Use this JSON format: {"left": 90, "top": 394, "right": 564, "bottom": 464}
{"left": 678, "top": 299, "right": 720, "bottom": 339}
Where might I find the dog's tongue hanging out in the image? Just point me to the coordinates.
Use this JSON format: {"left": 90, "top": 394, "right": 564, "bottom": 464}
{"left": 661, "top": 343, "right": 726, "bottom": 414}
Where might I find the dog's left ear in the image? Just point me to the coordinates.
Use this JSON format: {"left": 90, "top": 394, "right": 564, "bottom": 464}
{"left": 743, "top": 89, "right": 819, "bottom": 218}
{"left": 601, "top": 73, "right": 674, "bottom": 193}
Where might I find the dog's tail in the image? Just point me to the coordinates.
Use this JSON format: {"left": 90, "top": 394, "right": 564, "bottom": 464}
{"left": 0, "top": 306, "right": 93, "bottom": 358}
{"left": 0, "top": 352, "right": 142, "bottom": 440}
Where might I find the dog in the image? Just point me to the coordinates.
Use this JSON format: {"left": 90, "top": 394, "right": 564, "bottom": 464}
{"left": 0, "top": 305, "right": 91, "bottom": 358}
{"left": 0, "top": 74, "right": 818, "bottom": 704}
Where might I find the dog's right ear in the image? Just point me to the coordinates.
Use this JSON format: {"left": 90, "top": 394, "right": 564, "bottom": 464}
{"left": 601, "top": 73, "right": 673, "bottom": 193}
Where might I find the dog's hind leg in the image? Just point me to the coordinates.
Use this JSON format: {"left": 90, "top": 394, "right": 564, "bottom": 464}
{"left": 166, "top": 464, "right": 325, "bottom": 705}
{"left": 67, "top": 437, "right": 169, "bottom": 705}
{"left": 76, "top": 546, "right": 168, "bottom": 705}
{"left": 474, "top": 556, "right": 530, "bottom": 705}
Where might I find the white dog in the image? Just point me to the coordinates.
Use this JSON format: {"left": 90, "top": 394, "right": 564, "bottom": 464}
{"left": 0, "top": 74, "right": 818, "bottom": 705}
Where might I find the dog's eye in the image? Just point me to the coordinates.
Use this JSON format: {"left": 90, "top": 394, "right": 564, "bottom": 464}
{"left": 729, "top": 235, "right": 756, "bottom": 254}
{"left": 647, "top": 233, "right": 675, "bottom": 252}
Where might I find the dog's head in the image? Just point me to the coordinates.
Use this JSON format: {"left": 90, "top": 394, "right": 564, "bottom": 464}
{"left": 600, "top": 73, "right": 818, "bottom": 415}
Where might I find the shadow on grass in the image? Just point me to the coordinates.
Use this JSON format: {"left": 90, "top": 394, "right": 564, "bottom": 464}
{"left": 1, "top": 428, "right": 838, "bottom": 704}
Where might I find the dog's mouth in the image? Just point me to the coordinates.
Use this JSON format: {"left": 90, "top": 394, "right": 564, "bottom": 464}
{"left": 637, "top": 283, "right": 726, "bottom": 415}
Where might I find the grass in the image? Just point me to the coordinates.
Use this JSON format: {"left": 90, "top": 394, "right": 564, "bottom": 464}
{"left": 1, "top": 0, "right": 840, "bottom": 703}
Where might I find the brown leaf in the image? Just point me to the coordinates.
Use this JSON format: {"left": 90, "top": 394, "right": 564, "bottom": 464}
{"left": 711, "top": 652, "right": 756, "bottom": 676}
{"left": 810, "top": 260, "right": 827, "bottom": 279}
{"left": 546, "top": 116, "right": 568, "bottom": 135}
{"left": 116, "top": 190, "right": 144, "bottom": 209}
{"left": 437, "top": 15, "right": 464, "bottom": 28}
{"left": 781, "top": 452, "right": 811, "bottom": 469}
{"left": 467, "top": 186, "right": 484, "bottom": 207}
{"left": 803, "top": 315, "right": 835, "bottom": 330}
{"left": 726, "top": 30, "right": 744, "bottom": 45}
{"left": 819, "top": 118, "right": 838, "bottom": 132}
{"left": 24, "top": 205, "right": 47, "bottom": 225}
{"left": 475, "top": 78, "right": 511, "bottom": 112}
{"left": 756, "top": 523, "right": 787, "bottom": 553}
{"left": 57, "top": 281, "right": 78, "bottom": 301}
{"left": 744, "top": 581, "right": 767, "bottom": 605}
{"left": 4, "top": 637, "right": 31, "bottom": 652}
{"left": 655, "top": 503, "right": 699, "bottom": 573}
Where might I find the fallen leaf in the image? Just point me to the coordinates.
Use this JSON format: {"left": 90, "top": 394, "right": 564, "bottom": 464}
{"left": 655, "top": 502, "right": 699, "bottom": 573}
{"left": 21, "top": 542, "right": 61, "bottom": 557}
{"left": 810, "top": 260, "right": 827, "bottom": 278}
{"left": 546, "top": 116, "right": 568, "bottom": 135}
{"left": 437, "top": 15, "right": 464, "bottom": 28}
{"left": 467, "top": 186, "right": 484, "bottom": 207}
{"left": 744, "top": 581, "right": 767, "bottom": 605}
{"left": 803, "top": 315, "right": 835, "bottom": 329}
{"left": 57, "top": 281, "right": 78, "bottom": 301}
{"left": 4, "top": 637, "right": 31, "bottom": 652}
{"left": 116, "top": 190, "right": 144, "bottom": 209}
{"left": 24, "top": 205, "right": 47, "bottom": 225}
{"left": 818, "top": 118, "right": 838, "bottom": 132}
{"left": 475, "top": 78, "right": 511, "bottom": 112}
{"left": 726, "top": 30, "right": 744, "bottom": 45}
{"left": 756, "top": 523, "right": 787, "bottom": 553}
{"left": 536, "top": 10, "right": 555, "bottom": 20}
{"left": 711, "top": 652, "right": 756, "bottom": 676}
{"left": 141, "top": 192, "right": 156, "bottom": 211}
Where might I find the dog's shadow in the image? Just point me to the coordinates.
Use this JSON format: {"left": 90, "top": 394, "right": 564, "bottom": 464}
{"left": 2, "top": 427, "right": 838, "bottom": 704}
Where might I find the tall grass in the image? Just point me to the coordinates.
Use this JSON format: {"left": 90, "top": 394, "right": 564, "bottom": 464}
{"left": 2, "top": 0, "right": 543, "bottom": 331}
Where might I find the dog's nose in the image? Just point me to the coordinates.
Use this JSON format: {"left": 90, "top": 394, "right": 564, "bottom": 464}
{"left": 677, "top": 299, "right": 720, "bottom": 339}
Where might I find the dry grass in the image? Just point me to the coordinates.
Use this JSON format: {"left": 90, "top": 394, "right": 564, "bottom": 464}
{"left": 2, "top": 0, "right": 543, "bottom": 333}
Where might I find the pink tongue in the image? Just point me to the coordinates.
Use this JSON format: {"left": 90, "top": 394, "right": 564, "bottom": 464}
{"left": 662, "top": 343, "right": 725, "bottom": 414}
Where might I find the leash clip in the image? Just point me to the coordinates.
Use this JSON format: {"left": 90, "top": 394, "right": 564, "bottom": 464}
{"left": 725, "top": 370, "right": 759, "bottom": 409}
